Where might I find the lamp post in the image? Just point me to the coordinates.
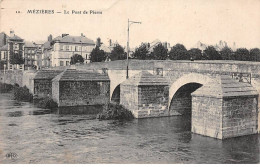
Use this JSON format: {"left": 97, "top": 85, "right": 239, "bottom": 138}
{"left": 126, "top": 19, "right": 141, "bottom": 79}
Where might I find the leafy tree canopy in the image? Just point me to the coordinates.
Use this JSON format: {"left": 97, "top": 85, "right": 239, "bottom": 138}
{"left": 70, "top": 54, "right": 84, "bottom": 64}
{"left": 89, "top": 46, "right": 106, "bottom": 62}
{"left": 150, "top": 43, "right": 168, "bottom": 60}
{"left": 188, "top": 48, "right": 202, "bottom": 60}
{"left": 234, "top": 48, "right": 250, "bottom": 61}
{"left": 169, "top": 44, "right": 188, "bottom": 60}
{"left": 250, "top": 48, "right": 260, "bottom": 62}
{"left": 220, "top": 46, "right": 233, "bottom": 60}
{"left": 203, "top": 46, "right": 222, "bottom": 60}
{"left": 133, "top": 44, "right": 149, "bottom": 60}
{"left": 110, "top": 44, "right": 126, "bottom": 61}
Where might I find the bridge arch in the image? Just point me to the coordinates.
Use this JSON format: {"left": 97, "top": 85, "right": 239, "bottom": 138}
{"left": 168, "top": 73, "right": 213, "bottom": 116}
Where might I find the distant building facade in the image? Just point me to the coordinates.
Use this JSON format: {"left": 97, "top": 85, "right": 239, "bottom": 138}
{"left": 49, "top": 34, "right": 95, "bottom": 67}
{"left": 24, "top": 42, "right": 38, "bottom": 70}
{"left": 7, "top": 30, "right": 25, "bottom": 70}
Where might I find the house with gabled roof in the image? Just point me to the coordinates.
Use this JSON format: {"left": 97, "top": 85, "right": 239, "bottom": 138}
{"left": 49, "top": 33, "right": 96, "bottom": 67}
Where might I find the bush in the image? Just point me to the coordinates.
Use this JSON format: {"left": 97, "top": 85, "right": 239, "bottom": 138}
{"left": 13, "top": 86, "right": 33, "bottom": 102}
{"left": 97, "top": 103, "right": 134, "bottom": 120}
{"left": 35, "top": 97, "right": 58, "bottom": 109}
{"left": 0, "top": 83, "right": 14, "bottom": 93}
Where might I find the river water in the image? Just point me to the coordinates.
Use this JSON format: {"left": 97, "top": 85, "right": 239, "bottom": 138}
{"left": 0, "top": 93, "right": 259, "bottom": 164}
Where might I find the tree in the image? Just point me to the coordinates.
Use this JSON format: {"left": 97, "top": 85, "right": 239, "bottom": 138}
{"left": 133, "top": 44, "right": 149, "bottom": 60}
{"left": 203, "top": 46, "right": 221, "bottom": 60}
{"left": 70, "top": 54, "right": 84, "bottom": 64}
{"left": 110, "top": 44, "right": 126, "bottom": 61}
{"left": 234, "top": 48, "right": 250, "bottom": 61}
{"left": 150, "top": 43, "right": 168, "bottom": 60}
{"left": 169, "top": 44, "right": 189, "bottom": 60}
{"left": 188, "top": 48, "right": 202, "bottom": 60}
{"left": 9, "top": 52, "right": 24, "bottom": 65}
{"left": 89, "top": 46, "right": 106, "bottom": 62}
{"left": 220, "top": 46, "right": 233, "bottom": 60}
{"left": 249, "top": 48, "right": 260, "bottom": 62}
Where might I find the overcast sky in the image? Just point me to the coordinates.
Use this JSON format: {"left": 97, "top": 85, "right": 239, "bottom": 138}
{"left": 1, "top": 0, "right": 260, "bottom": 49}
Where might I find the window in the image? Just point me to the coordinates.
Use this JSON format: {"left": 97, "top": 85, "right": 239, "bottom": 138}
{"left": 155, "top": 68, "right": 163, "bottom": 76}
{"left": 60, "top": 61, "right": 64, "bottom": 66}
{"left": 14, "top": 44, "right": 18, "bottom": 50}
{"left": 32, "top": 50, "right": 35, "bottom": 54}
{"left": 19, "top": 65, "right": 23, "bottom": 70}
{"left": 9, "top": 65, "right": 12, "bottom": 69}
{"left": 75, "top": 46, "right": 78, "bottom": 51}
{"left": 66, "top": 61, "right": 70, "bottom": 66}
{"left": 102, "top": 68, "right": 108, "bottom": 74}
{"left": 66, "top": 45, "right": 70, "bottom": 51}
{"left": 86, "top": 54, "right": 88, "bottom": 59}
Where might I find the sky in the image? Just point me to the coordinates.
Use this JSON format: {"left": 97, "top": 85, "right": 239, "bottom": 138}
{"left": 0, "top": 0, "right": 260, "bottom": 49}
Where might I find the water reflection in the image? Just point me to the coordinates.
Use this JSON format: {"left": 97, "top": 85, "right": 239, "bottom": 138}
{"left": 0, "top": 93, "right": 259, "bottom": 164}
{"left": 6, "top": 111, "right": 23, "bottom": 117}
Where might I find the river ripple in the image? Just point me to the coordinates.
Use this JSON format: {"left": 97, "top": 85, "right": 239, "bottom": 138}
{"left": 0, "top": 93, "right": 259, "bottom": 164}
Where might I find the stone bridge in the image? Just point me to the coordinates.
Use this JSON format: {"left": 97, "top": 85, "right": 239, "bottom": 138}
{"left": 76, "top": 60, "right": 260, "bottom": 139}
{"left": 74, "top": 60, "right": 260, "bottom": 108}
{"left": 1, "top": 59, "right": 260, "bottom": 139}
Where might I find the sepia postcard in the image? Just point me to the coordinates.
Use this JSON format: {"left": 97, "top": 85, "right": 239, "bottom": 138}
{"left": 0, "top": 0, "right": 260, "bottom": 164}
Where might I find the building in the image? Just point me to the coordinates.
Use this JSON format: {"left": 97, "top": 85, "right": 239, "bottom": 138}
{"left": 34, "top": 70, "right": 64, "bottom": 98}
{"left": 52, "top": 69, "right": 110, "bottom": 107}
{"left": 49, "top": 34, "right": 95, "bottom": 67}
{"left": 0, "top": 44, "right": 8, "bottom": 61}
{"left": 24, "top": 41, "right": 38, "bottom": 70}
{"left": 41, "top": 35, "right": 53, "bottom": 68}
{"left": 7, "top": 30, "right": 25, "bottom": 70}
{"left": 0, "top": 32, "right": 8, "bottom": 48}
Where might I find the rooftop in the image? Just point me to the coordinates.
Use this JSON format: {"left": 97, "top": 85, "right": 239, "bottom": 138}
{"left": 34, "top": 70, "right": 64, "bottom": 80}
{"left": 52, "top": 35, "right": 95, "bottom": 45}
{"left": 121, "top": 71, "right": 168, "bottom": 86}
{"left": 8, "top": 34, "right": 23, "bottom": 41}
{"left": 25, "top": 41, "right": 37, "bottom": 48}
{"left": 0, "top": 44, "right": 8, "bottom": 51}
{"left": 192, "top": 75, "right": 259, "bottom": 98}
{"left": 52, "top": 69, "right": 110, "bottom": 81}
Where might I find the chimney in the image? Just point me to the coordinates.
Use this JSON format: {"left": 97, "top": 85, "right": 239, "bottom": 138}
{"left": 109, "top": 39, "right": 112, "bottom": 47}
{"left": 163, "top": 42, "right": 167, "bottom": 48}
{"left": 96, "top": 37, "right": 101, "bottom": 47}
{"left": 3, "top": 33, "right": 7, "bottom": 45}
{"left": 48, "top": 34, "right": 52, "bottom": 42}
{"left": 62, "top": 34, "right": 69, "bottom": 38}
{"left": 10, "top": 29, "right": 15, "bottom": 37}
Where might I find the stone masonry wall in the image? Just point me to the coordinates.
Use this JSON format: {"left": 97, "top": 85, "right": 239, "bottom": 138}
{"left": 136, "top": 85, "right": 169, "bottom": 118}
{"left": 0, "top": 70, "right": 23, "bottom": 86}
{"left": 120, "top": 85, "right": 139, "bottom": 111}
{"left": 222, "top": 96, "right": 258, "bottom": 138}
{"left": 58, "top": 81, "right": 110, "bottom": 107}
{"left": 52, "top": 80, "right": 59, "bottom": 103}
{"left": 192, "top": 96, "right": 223, "bottom": 139}
{"left": 169, "top": 95, "right": 191, "bottom": 116}
{"left": 22, "top": 70, "right": 36, "bottom": 93}
{"left": 34, "top": 79, "right": 52, "bottom": 98}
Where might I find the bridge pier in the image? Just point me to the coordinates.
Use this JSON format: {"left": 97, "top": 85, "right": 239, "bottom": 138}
{"left": 120, "top": 71, "right": 169, "bottom": 118}
{"left": 191, "top": 75, "right": 259, "bottom": 139}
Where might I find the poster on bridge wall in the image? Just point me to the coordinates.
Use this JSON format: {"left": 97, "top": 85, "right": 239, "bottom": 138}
{"left": 0, "top": 0, "right": 260, "bottom": 165}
